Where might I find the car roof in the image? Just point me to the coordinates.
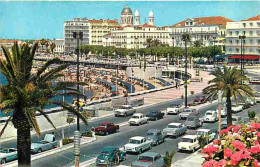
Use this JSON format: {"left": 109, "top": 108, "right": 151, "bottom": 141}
{"left": 232, "top": 115, "right": 241, "bottom": 118}
{"left": 130, "top": 136, "right": 145, "bottom": 140}
{"left": 168, "top": 123, "right": 182, "bottom": 126}
{"left": 133, "top": 113, "right": 143, "bottom": 116}
{"left": 139, "top": 152, "right": 160, "bottom": 158}
{"left": 99, "top": 122, "right": 113, "bottom": 125}
{"left": 122, "top": 105, "right": 132, "bottom": 107}
{"left": 206, "top": 110, "right": 215, "bottom": 113}
{"left": 197, "top": 129, "right": 210, "bottom": 132}
{"left": 102, "top": 146, "right": 118, "bottom": 152}
{"left": 182, "top": 135, "right": 197, "bottom": 139}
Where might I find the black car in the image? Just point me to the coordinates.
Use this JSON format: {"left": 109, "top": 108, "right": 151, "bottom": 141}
{"left": 146, "top": 110, "right": 165, "bottom": 121}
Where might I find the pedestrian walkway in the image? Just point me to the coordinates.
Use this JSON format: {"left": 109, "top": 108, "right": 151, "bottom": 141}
{"left": 172, "top": 151, "right": 204, "bottom": 167}
{"left": 136, "top": 71, "right": 214, "bottom": 105}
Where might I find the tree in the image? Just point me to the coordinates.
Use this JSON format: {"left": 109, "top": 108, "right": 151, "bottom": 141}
{"left": 193, "top": 40, "right": 203, "bottom": 47}
{"left": 50, "top": 42, "right": 56, "bottom": 54}
{"left": 203, "top": 66, "right": 253, "bottom": 126}
{"left": 145, "top": 38, "right": 153, "bottom": 48}
{"left": 164, "top": 150, "right": 176, "bottom": 167}
{"left": 40, "top": 38, "right": 46, "bottom": 51}
{"left": 0, "top": 43, "right": 88, "bottom": 166}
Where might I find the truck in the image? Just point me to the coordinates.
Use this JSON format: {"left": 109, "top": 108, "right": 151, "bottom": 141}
{"left": 91, "top": 122, "right": 119, "bottom": 135}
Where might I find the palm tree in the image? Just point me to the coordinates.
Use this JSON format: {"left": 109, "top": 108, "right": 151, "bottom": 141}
{"left": 40, "top": 38, "right": 46, "bottom": 52}
{"left": 193, "top": 40, "right": 203, "bottom": 47}
{"left": 50, "top": 42, "right": 56, "bottom": 54}
{"left": 203, "top": 66, "right": 254, "bottom": 126}
{"left": 145, "top": 38, "right": 153, "bottom": 48}
{"left": 0, "top": 43, "right": 88, "bottom": 166}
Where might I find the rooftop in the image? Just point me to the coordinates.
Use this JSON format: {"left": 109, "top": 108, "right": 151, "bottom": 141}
{"left": 89, "top": 19, "right": 118, "bottom": 24}
{"left": 173, "top": 16, "right": 233, "bottom": 27}
{"left": 242, "top": 15, "right": 260, "bottom": 21}
{"left": 168, "top": 123, "right": 182, "bottom": 126}
{"left": 130, "top": 136, "right": 145, "bottom": 140}
{"left": 182, "top": 135, "right": 198, "bottom": 139}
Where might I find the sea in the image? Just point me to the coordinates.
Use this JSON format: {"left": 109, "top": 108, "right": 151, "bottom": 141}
{"left": 0, "top": 72, "right": 92, "bottom": 118}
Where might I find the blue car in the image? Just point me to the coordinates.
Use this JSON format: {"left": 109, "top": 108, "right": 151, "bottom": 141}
{"left": 131, "top": 152, "right": 165, "bottom": 167}
{"left": 96, "top": 146, "right": 126, "bottom": 166}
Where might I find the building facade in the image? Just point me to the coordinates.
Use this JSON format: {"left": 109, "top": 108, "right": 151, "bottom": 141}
{"left": 170, "top": 17, "right": 233, "bottom": 48}
{"left": 88, "top": 19, "right": 119, "bottom": 46}
{"left": 64, "top": 17, "right": 90, "bottom": 53}
{"left": 225, "top": 15, "right": 260, "bottom": 57}
{"left": 54, "top": 39, "right": 65, "bottom": 54}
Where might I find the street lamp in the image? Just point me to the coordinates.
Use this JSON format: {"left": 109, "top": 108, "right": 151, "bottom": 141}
{"left": 182, "top": 33, "right": 190, "bottom": 108}
{"left": 212, "top": 37, "right": 217, "bottom": 68}
{"left": 73, "top": 31, "right": 83, "bottom": 132}
{"left": 239, "top": 35, "right": 246, "bottom": 73}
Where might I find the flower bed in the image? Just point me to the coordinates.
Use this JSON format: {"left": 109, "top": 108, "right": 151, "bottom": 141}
{"left": 202, "top": 123, "right": 260, "bottom": 167}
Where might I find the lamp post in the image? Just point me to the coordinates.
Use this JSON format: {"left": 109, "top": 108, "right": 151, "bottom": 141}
{"left": 182, "top": 33, "right": 190, "bottom": 108}
{"left": 218, "top": 90, "right": 223, "bottom": 139}
{"left": 73, "top": 31, "right": 83, "bottom": 131}
{"left": 239, "top": 35, "right": 246, "bottom": 72}
{"left": 212, "top": 37, "right": 217, "bottom": 68}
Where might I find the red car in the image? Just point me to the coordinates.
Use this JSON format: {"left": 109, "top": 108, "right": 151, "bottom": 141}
{"left": 193, "top": 95, "right": 207, "bottom": 104}
{"left": 91, "top": 122, "right": 119, "bottom": 135}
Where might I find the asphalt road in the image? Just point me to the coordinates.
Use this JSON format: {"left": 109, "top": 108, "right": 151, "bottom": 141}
{"left": 30, "top": 102, "right": 260, "bottom": 167}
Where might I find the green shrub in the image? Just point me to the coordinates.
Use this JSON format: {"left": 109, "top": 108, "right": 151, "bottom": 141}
{"left": 248, "top": 110, "right": 256, "bottom": 120}
{"left": 198, "top": 135, "right": 209, "bottom": 149}
{"left": 62, "top": 138, "right": 74, "bottom": 145}
{"left": 82, "top": 130, "right": 93, "bottom": 137}
{"left": 164, "top": 150, "right": 176, "bottom": 167}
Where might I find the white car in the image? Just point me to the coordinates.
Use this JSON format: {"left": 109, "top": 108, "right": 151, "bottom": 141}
{"left": 196, "top": 129, "right": 216, "bottom": 143}
{"left": 246, "top": 98, "right": 256, "bottom": 106}
{"left": 179, "top": 108, "right": 196, "bottom": 119}
{"left": 166, "top": 104, "right": 185, "bottom": 115}
{"left": 115, "top": 105, "right": 136, "bottom": 117}
{"left": 216, "top": 108, "right": 227, "bottom": 117}
{"left": 124, "top": 136, "right": 152, "bottom": 154}
{"left": 231, "top": 103, "right": 243, "bottom": 113}
{"left": 203, "top": 110, "right": 218, "bottom": 122}
{"left": 128, "top": 113, "right": 148, "bottom": 126}
{"left": 178, "top": 135, "right": 200, "bottom": 153}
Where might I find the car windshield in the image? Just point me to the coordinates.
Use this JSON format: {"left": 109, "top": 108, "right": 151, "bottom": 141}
{"left": 206, "top": 112, "right": 212, "bottom": 115}
{"left": 182, "top": 138, "right": 193, "bottom": 143}
{"left": 99, "top": 124, "right": 107, "bottom": 127}
{"left": 172, "top": 105, "right": 180, "bottom": 108}
{"left": 197, "top": 131, "right": 205, "bottom": 136}
{"left": 0, "top": 149, "right": 9, "bottom": 153}
{"left": 167, "top": 125, "right": 178, "bottom": 128}
{"left": 187, "top": 117, "right": 195, "bottom": 121}
{"left": 132, "top": 116, "right": 139, "bottom": 119}
{"left": 138, "top": 156, "right": 154, "bottom": 162}
{"left": 147, "top": 132, "right": 155, "bottom": 136}
{"left": 184, "top": 110, "right": 192, "bottom": 113}
{"left": 232, "top": 118, "right": 238, "bottom": 121}
{"left": 151, "top": 111, "right": 158, "bottom": 114}
{"left": 121, "top": 106, "right": 130, "bottom": 109}
{"left": 129, "top": 139, "right": 140, "bottom": 144}
{"left": 101, "top": 151, "right": 110, "bottom": 155}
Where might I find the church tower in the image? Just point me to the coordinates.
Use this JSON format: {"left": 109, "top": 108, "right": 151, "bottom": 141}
{"left": 135, "top": 10, "right": 140, "bottom": 25}
{"left": 148, "top": 10, "right": 154, "bottom": 26}
{"left": 120, "top": 5, "right": 133, "bottom": 26}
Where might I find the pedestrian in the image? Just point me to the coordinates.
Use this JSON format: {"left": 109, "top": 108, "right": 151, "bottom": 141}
{"left": 201, "top": 77, "right": 203, "bottom": 82}
{"left": 176, "top": 82, "right": 178, "bottom": 89}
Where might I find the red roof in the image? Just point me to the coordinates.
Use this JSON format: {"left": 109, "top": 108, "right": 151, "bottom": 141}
{"left": 229, "top": 55, "right": 260, "bottom": 60}
{"left": 0, "top": 39, "right": 18, "bottom": 43}
{"left": 173, "top": 16, "right": 233, "bottom": 27}
{"left": 142, "top": 23, "right": 156, "bottom": 28}
{"left": 242, "top": 15, "right": 260, "bottom": 21}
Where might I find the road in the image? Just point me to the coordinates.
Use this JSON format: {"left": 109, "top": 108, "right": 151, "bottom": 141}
{"left": 29, "top": 102, "right": 260, "bottom": 167}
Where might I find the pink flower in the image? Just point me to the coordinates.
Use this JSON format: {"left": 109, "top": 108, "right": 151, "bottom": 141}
{"left": 230, "top": 151, "right": 243, "bottom": 166}
{"left": 219, "top": 159, "right": 227, "bottom": 167}
{"left": 220, "top": 129, "right": 228, "bottom": 136}
{"left": 248, "top": 146, "right": 260, "bottom": 154}
{"left": 232, "top": 140, "right": 246, "bottom": 151}
{"left": 202, "top": 145, "right": 218, "bottom": 156}
{"left": 213, "top": 139, "right": 221, "bottom": 145}
{"left": 224, "top": 148, "right": 232, "bottom": 158}
{"left": 251, "top": 123, "right": 260, "bottom": 129}
{"left": 202, "top": 159, "right": 219, "bottom": 167}
{"left": 254, "top": 159, "right": 260, "bottom": 167}
{"left": 257, "top": 132, "right": 260, "bottom": 138}
{"left": 232, "top": 125, "right": 241, "bottom": 133}
{"left": 242, "top": 150, "right": 252, "bottom": 160}
{"left": 227, "top": 125, "right": 236, "bottom": 131}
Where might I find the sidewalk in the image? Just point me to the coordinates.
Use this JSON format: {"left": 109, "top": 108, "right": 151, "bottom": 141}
{"left": 172, "top": 150, "right": 204, "bottom": 167}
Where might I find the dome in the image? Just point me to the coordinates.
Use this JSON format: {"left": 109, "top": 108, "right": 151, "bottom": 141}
{"left": 149, "top": 11, "right": 154, "bottom": 17}
{"left": 135, "top": 10, "right": 139, "bottom": 16}
{"left": 121, "top": 5, "right": 132, "bottom": 14}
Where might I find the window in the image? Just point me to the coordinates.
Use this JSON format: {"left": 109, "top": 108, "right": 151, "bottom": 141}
{"left": 236, "top": 40, "right": 239, "bottom": 44}
{"left": 243, "top": 31, "right": 246, "bottom": 35}
{"left": 229, "top": 31, "right": 232, "bottom": 36}
{"left": 236, "top": 48, "right": 239, "bottom": 53}
{"left": 250, "top": 31, "right": 253, "bottom": 36}
{"left": 229, "top": 40, "right": 233, "bottom": 44}
{"left": 236, "top": 31, "right": 239, "bottom": 36}
{"left": 250, "top": 23, "right": 253, "bottom": 27}
{"left": 229, "top": 48, "right": 232, "bottom": 52}
{"left": 250, "top": 39, "right": 253, "bottom": 44}
{"left": 258, "top": 40, "right": 260, "bottom": 44}
{"left": 249, "top": 48, "right": 253, "bottom": 52}
{"left": 257, "top": 22, "right": 260, "bottom": 27}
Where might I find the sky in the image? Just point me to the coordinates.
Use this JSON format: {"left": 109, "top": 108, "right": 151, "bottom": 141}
{"left": 0, "top": 1, "right": 259, "bottom": 40}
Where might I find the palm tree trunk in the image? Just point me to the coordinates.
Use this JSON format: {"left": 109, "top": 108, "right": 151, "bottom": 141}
{"left": 226, "top": 90, "right": 232, "bottom": 126}
{"left": 17, "top": 125, "right": 31, "bottom": 167}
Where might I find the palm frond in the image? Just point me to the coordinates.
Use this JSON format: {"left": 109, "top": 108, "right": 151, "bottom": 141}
{"left": 0, "top": 116, "right": 13, "bottom": 137}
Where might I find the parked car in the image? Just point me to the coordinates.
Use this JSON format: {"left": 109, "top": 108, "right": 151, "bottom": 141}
{"left": 96, "top": 146, "right": 126, "bottom": 166}
{"left": 131, "top": 152, "right": 165, "bottom": 167}
{"left": 91, "top": 122, "right": 119, "bottom": 135}
{"left": 146, "top": 110, "right": 164, "bottom": 121}
{"left": 0, "top": 148, "right": 17, "bottom": 164}
{"left": 203, "top": 110, "right": 218, "bottom": 122}
{"left": 215, "top": 107, "right": 227, "bottom": 117}
{"left": 166, "top": 104, "right": 184, "bottom": 115}
{"left": 128, "top": 113, "right": 148, "bottom": 126}
{"left": 196, "top": 129, "right": 217, "bottom": 143}
{"left": 124, "top": 136, "right": 152, "bottom": 154}
{"left": 178, "top": 135, "right": 200, "bottom": 153}
{"left": 221, "top": 116, "right": 244, "bottom": 129}
{"left": 163, "top": 123, "right": 187, "bottom": 138}
{"left": 31, "top": 134, "right": 57, "bottom": 154}
{"left": 246, "top": 97, "right": 256, "bottom": 106}
{"left": 231, "top": 103, "right": 243, "bottom": 113}
{"left": 254, "top": 93, "right": 260, "bottom": 103}
{"left": 193, "top": 95, "right": 207, "bottom": 104}
{"left": 146, "top": 129, "right": 165, "bottom": 146}
{"left": 114, "top": 105, "right": 136, "bottom": 117}
{"left": 185, "top": 113, "right": 203, "bottom": 129}
{"left": 179, "top": 108, "right": 196, "bottom": 119}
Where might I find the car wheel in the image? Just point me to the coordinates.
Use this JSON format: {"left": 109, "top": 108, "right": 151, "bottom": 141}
{"left": 116, "top": 129, "right": 119, "bottom": 133}
{"left": 37, "top": 148, "right": 42, "bottom": 153}
{"left": 1, "top": 158, "right": 6, "bottom": 164}
{"left": 106, "top": 131, "right": 109, "bottom": 135}
{"left": 156, "top": 141, "right": 159, "bottom": 146}
{"left": 155, "top": 117, "right": 158, "bottom": 121}
{"left": 139, "top": 122, "right": 141, "bottom": 126}
{"left": 124, "top": 113, "right": 127, "bottom": 117}
{"left": 139, "top": 149, "right": 142, "bottom": 154}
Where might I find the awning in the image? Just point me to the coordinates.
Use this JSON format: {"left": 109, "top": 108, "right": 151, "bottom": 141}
{"left": 229, "top": 55, "right": 260, "bottom": 60}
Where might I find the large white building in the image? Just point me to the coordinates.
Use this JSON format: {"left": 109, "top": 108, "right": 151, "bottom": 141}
{"left": 105, "top": 5, "right": 171, "bottom": 49}
{"left": 54, "top": 39, "right": 65, "bottom": 54}
{"left": 64, "top": 17, "right": 90, "bottom": 52}
{"left": 170, "top": 16, "right": 233, "bottom": 48}
{"left": 226, "top": 15, "right": 260, "bottom": 59}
